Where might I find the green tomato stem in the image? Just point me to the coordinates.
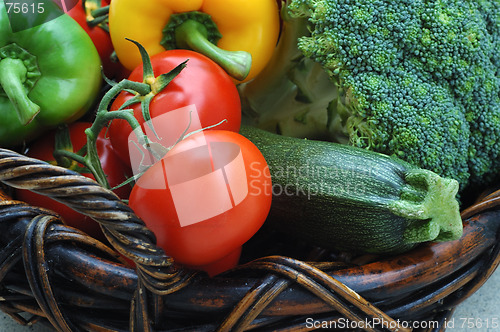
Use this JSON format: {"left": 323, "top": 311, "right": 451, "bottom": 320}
{"left": 0, "top": 58, "right": 40, "bottom": 125}
{"left": 71, "top": 39, "right": 184, "bottom": 189}
{"left": 91, "top": 5, "right": 109, "bottom": 18}
{"left": 83, "top": 0, "right": 109, "bottom": 27}
{"left": 53, "top": 149, "right": 87, "bottom": 170}
{"left": 48, "top": 79, "right": 152, "bottom": 189}
{"left": 126, "top": 38, "right": 155, "bottom": 83}
{"left": 84, "top": 79, "right": 146, "bottom": 188}
{"left": 84, "top": 126, "right": 110, "bottom": 188}
{"left": 87, "top": 14, "right": 108, "bottom": 28}
{"left": 83, "top": 79, "right": 166, "bottom": 189}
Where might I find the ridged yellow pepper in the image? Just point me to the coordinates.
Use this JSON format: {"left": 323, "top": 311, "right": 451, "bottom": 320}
{"left": 109, "top": 0, "right": 280, "bottom": 83}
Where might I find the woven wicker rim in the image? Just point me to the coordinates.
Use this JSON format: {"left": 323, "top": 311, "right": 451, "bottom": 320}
{"left": 0, "top": 147, "right": 499, "bottom": 331}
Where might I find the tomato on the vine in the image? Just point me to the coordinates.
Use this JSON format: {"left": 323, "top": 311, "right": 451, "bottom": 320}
{"left": 16, "top": 122, "right": 132, "bottom": 241}
{"left": 108, "top": 49, "right": 242, "bottom": 166}
{"left": 128, "top": 130, "right": 272, "bottom": 275}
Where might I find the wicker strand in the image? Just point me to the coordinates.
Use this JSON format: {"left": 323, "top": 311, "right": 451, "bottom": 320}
{"left": 0, "top": 147, "right": 499, "bottom": 331}
{"left": 382, "top": 255, "right": 488, "bottom": 320}
{"left": 217, "top": 274, "right": 291, "bottom": 331}
{"left": 0, "top": 148, "right": 196, "bottom": 298}
{"left": 440, "top": 230, "right": 500, "bottom": 311}
{"left": 130, "top": 278, "right": 151, "bottom": 332}
{"left": 0, "top": 199, "right": 58, "bottom": 328}
{"left": 461, "top": 187, "right": 500, "bottom": 219}
{"left": 23, "top": 214, "right": 78, "bottom": 332}
{"left": 237, "top": 256, "right": 410, "bottom": 332}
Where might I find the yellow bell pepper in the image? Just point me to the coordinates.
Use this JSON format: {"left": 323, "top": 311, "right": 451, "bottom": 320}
{"left": 109, "top": 0, "right": 280, "bottom": 83}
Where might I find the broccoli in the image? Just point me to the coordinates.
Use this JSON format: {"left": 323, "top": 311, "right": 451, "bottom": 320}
{"left": 238, "top": 0, "right": 500, "bottom": 191}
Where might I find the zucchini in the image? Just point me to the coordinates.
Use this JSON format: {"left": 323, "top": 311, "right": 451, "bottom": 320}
{"left": 240, "top": 126, "right": 463, "bottom": 254}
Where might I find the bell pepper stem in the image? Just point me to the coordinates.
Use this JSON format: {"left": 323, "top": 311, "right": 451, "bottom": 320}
{"left": 0, "top": 58, "right": 40, "bottom": 125}
{"left": 174, "top": 19, "right": 251, "bottom": 81}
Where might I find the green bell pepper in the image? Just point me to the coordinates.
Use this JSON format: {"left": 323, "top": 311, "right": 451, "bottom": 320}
{"left": 0, "top": 0, "right": 102, "bottom": 147}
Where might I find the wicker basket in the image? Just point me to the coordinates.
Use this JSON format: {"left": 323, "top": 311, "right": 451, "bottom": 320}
{"left": 0, "top": 147, "right": 499, "bottom": 332}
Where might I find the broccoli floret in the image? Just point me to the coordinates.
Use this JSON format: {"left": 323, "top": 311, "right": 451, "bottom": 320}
{"left": 240, "top": 0, "right": 500, "bottom": 191}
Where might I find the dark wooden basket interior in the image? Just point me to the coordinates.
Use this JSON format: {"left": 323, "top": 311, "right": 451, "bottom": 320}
{"left": 0, "top": 148, "right": 499, "bottom": 332}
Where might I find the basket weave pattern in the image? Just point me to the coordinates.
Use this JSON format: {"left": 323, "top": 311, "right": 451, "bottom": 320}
{"left": 0, "top": 148, "right": 499, "bottom": 331}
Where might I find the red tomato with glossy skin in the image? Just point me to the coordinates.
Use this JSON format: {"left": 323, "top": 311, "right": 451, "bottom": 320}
{"left": 67, "top": 0, "right": 128, "bottom": 79}
{"left": 108, "top": 49, "right": 242, "bottom": 166}
{"left": 16, "top": 122, "right": 132, "bottom": 241}
{"left": 128, "top": 130, "right": 272, "bottom": 272}
{"left": 186, "top": 246, "right": 242, "bottom": 277}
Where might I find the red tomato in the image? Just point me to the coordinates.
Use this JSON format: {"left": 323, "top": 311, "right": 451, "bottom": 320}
{"left": 186, "top": 246, "right": 242, "bottom": 277}
{"left": 16, "top": 122, "right": 132, "bottom": 241}
{"left": 67, "top": 0, "right": 128, "bottom": 79}
{"left": 128, "top": 130, "right": 272, "bottom": 273}
{"left": 108, "top": 49, "right": 242, "bottom": 166}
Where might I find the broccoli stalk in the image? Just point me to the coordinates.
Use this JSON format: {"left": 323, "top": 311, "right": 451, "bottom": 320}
{"left": 240, "top": 0, "right": 500, "bottom": 192}
{"left": 238, "top": 2, "right": 344, "bottom": 141}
